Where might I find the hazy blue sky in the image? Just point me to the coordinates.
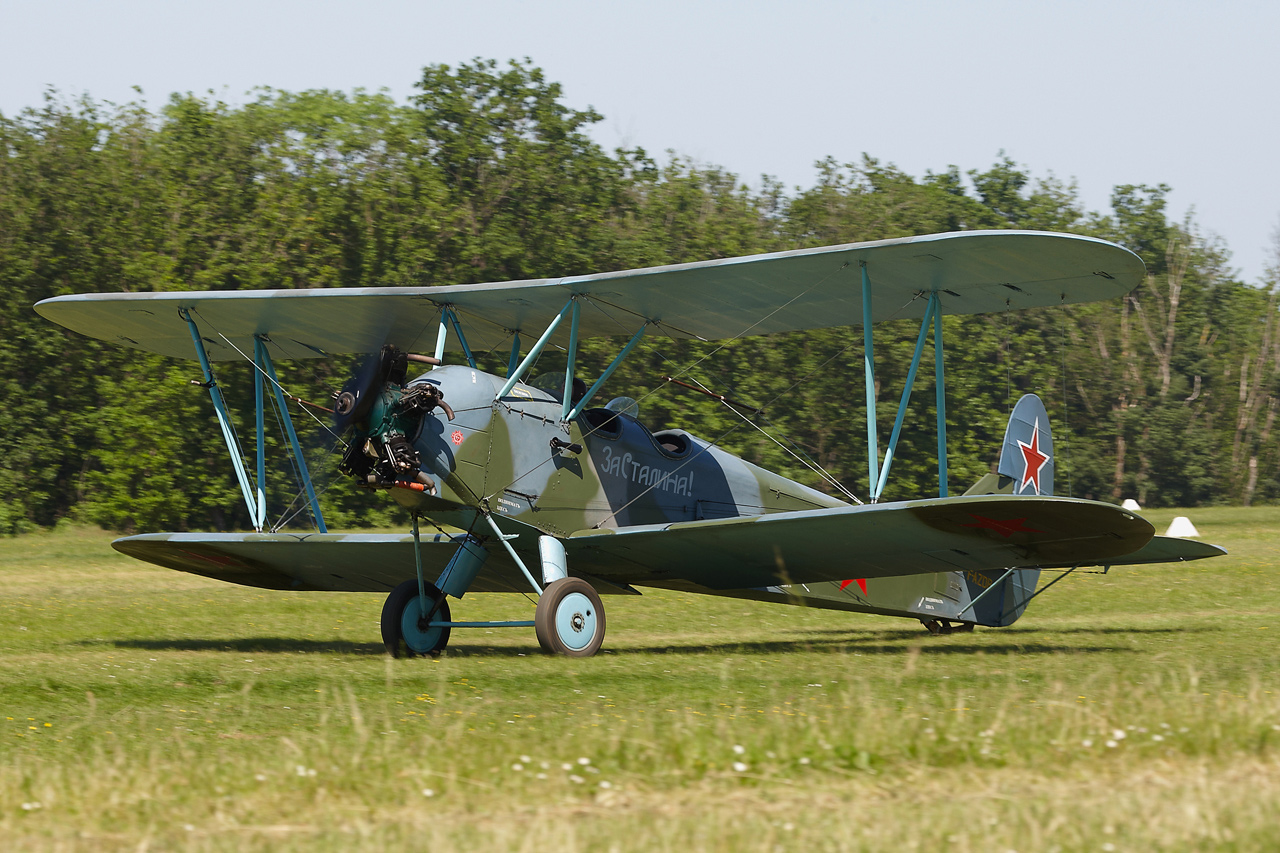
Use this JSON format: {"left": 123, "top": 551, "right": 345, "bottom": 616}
{"left": 4, "top": 0, "right": 1277, "bottom": 281}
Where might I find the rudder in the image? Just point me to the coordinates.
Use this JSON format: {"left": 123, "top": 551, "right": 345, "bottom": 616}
{"left": 961, "top": 394, "right": 1053, "bottom": 626}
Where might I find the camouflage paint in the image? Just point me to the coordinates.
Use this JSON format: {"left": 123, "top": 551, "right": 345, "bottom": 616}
{"left": 745, "top": 394, "right": 1056, "bottom": 628}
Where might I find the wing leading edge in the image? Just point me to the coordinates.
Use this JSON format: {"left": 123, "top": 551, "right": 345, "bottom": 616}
{"left": 36, "top": 230, "right": 1144, "bottom": 361}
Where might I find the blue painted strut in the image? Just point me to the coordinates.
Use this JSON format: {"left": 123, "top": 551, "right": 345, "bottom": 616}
{"left": 444, "top": 308, "right": 477, "bottom": 369}
{"left": 934, "top": 293, "right": 948, "bottom": 497}
{"left": 496, "top": 301, "right": 574, "bottom": 400}
{"left": 873, "top": 295, "right": 937, "bottom": 500}
{"left": 255, "top": 337, "right": 327, "bottom": 532}
{"left": 180, "top": 309, "right": 261, "bottom": 529}
{"left": 429, "top": 620, "right": 536, "bottom": 629}
{"left": 567, "top": 322, "right": 649, "bottom": 421}
{"left": 560, "top": 299, "right": 581, "bottom": 422}
{"left": 506, "top": 331, "right": 521, "bottom": 378}
{"left": 253, "top": 338, "right": 268, "bottom": 531}
{"left": 861, "top": 263, "right": 880, "bottom": 499}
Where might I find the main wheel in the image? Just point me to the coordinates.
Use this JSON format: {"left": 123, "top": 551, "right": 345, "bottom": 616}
{"left": 381, "top": 579, "right": 451, "bottom": 658}
{"left": 534, "top": 577, "right": 605, "bottom": 657}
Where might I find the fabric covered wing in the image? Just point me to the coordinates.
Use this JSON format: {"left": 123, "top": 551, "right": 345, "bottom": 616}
{"left": 1048, "top": 534, "right": 1226, "bottom": 567}
{"left": 35, "top": 231, "right": 1143, "bottom": 361}
{"left": 113, "top": 531, "right": 643, "bottom": 595}
{"left": 112, "top": 532, "right": 536, "bottom": 594}
{"left": 565, "top": 495, "right": 1156, "bottom": 590}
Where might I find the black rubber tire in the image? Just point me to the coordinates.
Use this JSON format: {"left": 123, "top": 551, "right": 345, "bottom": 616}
{"left": 534, "top": 577, "right": 605, "bottom": 657}
{"left": 381, "top": 579, "right": 451, "bottom": 658}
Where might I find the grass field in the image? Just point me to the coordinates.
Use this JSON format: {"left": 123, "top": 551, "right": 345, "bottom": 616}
{"left": 3, "top": 506, "right": 1279, "bottom": 851}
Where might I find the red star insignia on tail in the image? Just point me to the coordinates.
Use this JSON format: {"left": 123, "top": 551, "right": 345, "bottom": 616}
{"left": 1016, "top": 418, "right": 1050, "bottom": 495}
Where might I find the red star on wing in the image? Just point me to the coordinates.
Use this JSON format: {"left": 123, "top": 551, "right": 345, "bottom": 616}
{"left": 962, "top": 514, "right": 1042, "bottom": 538}
{"left": 179, "top": 549, "right": 243, "bottom": 567}
{"left": 839, "top": 578, "right": 868, "bottom": 596}
{"left": 1016, "top": 418, "right": 1050, "bottom": 495}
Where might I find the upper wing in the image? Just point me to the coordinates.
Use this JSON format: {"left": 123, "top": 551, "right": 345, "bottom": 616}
{"left": 35, "top": 230, "right": 1143, "bottom": 361}
{"left": 565, "top": 495, "right": 1157, "bottom": 590}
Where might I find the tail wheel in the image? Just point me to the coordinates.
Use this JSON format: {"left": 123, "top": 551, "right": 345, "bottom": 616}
{"left": 534, "top": 577, "right": 605, "bottom": 657}
{"left": 381, "top": 579, "right": 451, "bottom": 658}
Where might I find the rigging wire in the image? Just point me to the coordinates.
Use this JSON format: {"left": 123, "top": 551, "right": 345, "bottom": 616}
{"left": 685, "top": 375, "right": 863, "bottom": 505}
{"left": 192, "top": 308, "right": 349, "bottom": 448}
{"left": 589, "top": 289, "right": 929, "bottom": 527}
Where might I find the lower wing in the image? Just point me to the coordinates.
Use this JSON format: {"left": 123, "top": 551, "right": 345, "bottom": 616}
{"left": 113, "top": 496, "right": 1218, "bottom": 594}
{"left": 566, "top": 495, "right": 1160, "bottom": 589}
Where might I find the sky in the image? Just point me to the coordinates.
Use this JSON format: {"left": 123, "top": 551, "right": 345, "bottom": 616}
{"left": 4, "top": 0, "right": 1277, "bottom": 282}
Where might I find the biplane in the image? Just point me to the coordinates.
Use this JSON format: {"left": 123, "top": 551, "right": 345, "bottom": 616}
{"left": 36, "top": 230, "right": 1225, "bottom": 657}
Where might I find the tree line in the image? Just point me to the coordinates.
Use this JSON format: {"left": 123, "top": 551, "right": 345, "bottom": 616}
{"left": 1, "top": 58, "right": 1276, "bottom": 534}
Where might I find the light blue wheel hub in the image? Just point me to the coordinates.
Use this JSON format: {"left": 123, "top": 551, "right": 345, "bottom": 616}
{"left": 401, "top": 594, "right": 445, "bottom": 654}
{"left": 554, "top": 592, "right": 597, "bottom": 652}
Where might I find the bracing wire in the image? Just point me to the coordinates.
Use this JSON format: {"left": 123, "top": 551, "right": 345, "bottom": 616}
{"left": 192, "top": 309, "right": 349, "bottom": 449}
{"left": 590, "top": 289, "right": 929, "bottom": 527}
{"left": 685, "top": 375, "right": 863, "bottom": 505}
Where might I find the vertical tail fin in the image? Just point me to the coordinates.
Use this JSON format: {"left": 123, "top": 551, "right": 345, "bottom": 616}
{"left": 959, "top": 393, "right": 1053, "bottom": 626}
{"left": 999, "top": 394, "right": 1054, "bottom": 497}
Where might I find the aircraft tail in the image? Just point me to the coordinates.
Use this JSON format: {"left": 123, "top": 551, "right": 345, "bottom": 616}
{"left": 725, "top": 395, "right": 1058, "bottom": 631}
{"left": 957, "top": 393, "right": 1053, "bottom": 626}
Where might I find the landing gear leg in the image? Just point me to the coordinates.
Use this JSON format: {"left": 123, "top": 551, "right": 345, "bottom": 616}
{"left": 535, "top": 577, "right": 606, "bottom": 657}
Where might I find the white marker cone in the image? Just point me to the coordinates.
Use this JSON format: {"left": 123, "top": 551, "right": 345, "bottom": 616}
{"left": 1121, "top": 499, "right": 1141, "bottom": 511}
{"left": 1165, "top": 516, "right": 1200, "bottom": 538}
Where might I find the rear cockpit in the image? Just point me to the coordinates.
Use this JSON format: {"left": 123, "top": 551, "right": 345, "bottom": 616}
{"left": 579, "top": 404, "right": 694, "bottom": 458}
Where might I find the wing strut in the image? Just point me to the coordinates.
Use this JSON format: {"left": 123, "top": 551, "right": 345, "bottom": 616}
{"left": 862, "top": 283, "right": 950, "bottom": 501}
{"left": 560, "top": 299, "right": 582, "bottom": 422}
{"left": 181, "top": 308, "right": 262, "bottom": 530}
{"left": 861, "top": 263, "right": 879, "bottom": 498}
{"left": 496, "top": 300, "right": 574, "bottom": 400}
{"left": 874, "top": 292, "right": 937, "bottom": 499}
{"left": 568, "top": 322, "right": 650, "bottom": 421}
{"left": 935, "top": 293, "right": 948, "bottom": 496}
{"left": 506, "top": 331, "right": 521, "bottom": 378}
{"left": 957, "top": 566, "right": 1019, "bottom": 619}
{"left": 443, "top": 307, "right": 477, "bottom": 369}
{"left": 254, "top": 337, "right": 327, "bottom": 532}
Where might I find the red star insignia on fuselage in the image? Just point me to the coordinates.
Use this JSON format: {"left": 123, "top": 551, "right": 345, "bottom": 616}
{"left": 1016, "top": 418, "right": 1050, "bottom": 495}
{"left": 962, "top": 514, "right": 1042, "bottom": 538}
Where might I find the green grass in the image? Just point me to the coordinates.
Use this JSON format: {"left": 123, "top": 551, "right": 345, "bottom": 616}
{"left": 3, "top": 507, "right": 1280, "bottom": 851}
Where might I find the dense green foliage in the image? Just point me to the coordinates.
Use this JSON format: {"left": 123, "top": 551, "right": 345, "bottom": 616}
{"left": 1, "top": 60, "right": 1276, "bottom": 533}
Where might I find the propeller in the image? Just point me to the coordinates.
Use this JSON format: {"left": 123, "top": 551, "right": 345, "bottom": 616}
{"left": 333, "top": 345, "right": 445, "bottom": 433}
{"left": 333, "top": 348, "right": 389, "bottom": 433}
